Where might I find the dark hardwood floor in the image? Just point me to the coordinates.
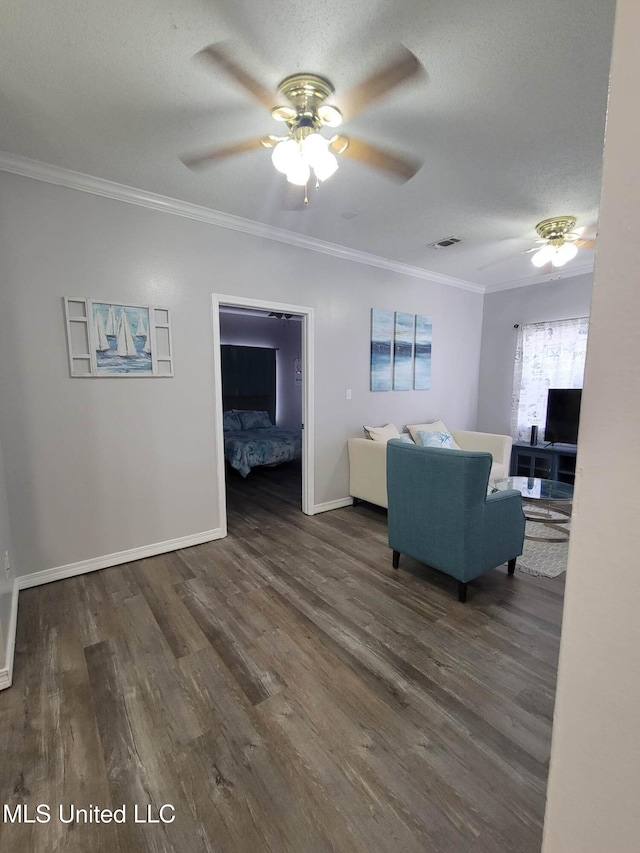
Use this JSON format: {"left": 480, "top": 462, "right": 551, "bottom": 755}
{"left": 0, "top": 461, "right": 564, "bottom": 852}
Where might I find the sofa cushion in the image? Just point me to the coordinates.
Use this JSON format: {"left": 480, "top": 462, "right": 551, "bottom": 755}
{"left": 363, "top": 423, "right": 401, "bottom": 442}
{"left": 406, "top": 419, "right": 449, "bottom": 444}
{"left": 417, "top": 429, "right": 460, "bottom": 449}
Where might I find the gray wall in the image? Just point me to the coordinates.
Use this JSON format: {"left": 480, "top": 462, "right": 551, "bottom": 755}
{"left": 0, "top": 433, "right": 15, "bottom": 674}
{"left": 476, "top": 274, "right": 594, "bottom": 435}
{"left": 0, "top": 171, "right": 484, "bottom": 579}
{"left": 219, "top": 311, "right": 302, "bottom": 430}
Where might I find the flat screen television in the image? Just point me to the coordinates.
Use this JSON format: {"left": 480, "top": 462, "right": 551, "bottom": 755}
{"left": 544, "top": 388, "right": 582, "bottom": 444}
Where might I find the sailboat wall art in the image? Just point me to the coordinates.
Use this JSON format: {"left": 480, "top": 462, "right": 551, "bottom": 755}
{"left": 64, "top": 298, "right": 174, "bottom": 378}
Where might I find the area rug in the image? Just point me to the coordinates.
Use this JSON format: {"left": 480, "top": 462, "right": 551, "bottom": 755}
{"left": 517, "top": 520, "right": 569, "bottom": 578}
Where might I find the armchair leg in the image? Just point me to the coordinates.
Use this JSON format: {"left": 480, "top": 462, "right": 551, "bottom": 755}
{"left": 392, "top": 550, "right": 400, "bottom": 569}
{"left": 507, "top": 558, "right": 516, "bottom": 575}
{"left": 458, "top": 581, "right": 468, "bottom": 603}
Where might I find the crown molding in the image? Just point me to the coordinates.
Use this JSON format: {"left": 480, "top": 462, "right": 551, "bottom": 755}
{"left": 0, "top": 151, "right": 484, "bottom": 294}
{"left": 483, "top": 261, "right": 595, "bottom": 293}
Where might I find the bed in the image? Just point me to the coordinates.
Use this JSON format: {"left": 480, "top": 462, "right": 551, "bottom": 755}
{"left": 223, "top": 409, "right": 302, "bottom": 477}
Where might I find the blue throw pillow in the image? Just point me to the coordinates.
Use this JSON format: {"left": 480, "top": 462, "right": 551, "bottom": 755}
{"left": 223, "top": 411, "right": 242, "bottom": 432}
{"left": 418, "top": 429, "right": 458, "bottom": 449}
{"left": 238, "top": 410, "right": 273, "bottom": 430}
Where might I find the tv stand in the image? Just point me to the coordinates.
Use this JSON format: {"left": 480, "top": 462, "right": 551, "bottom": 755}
{"left": 510, "top": 442, "right": 578, "bottom": 485}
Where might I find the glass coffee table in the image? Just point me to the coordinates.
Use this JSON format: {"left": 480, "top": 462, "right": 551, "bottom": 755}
{"left": 493, "top": 476, "right": 573, "bottom": 542}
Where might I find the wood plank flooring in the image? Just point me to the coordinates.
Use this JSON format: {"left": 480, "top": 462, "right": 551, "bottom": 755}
{"left": 0, "top": 461, "right": 564, "bottom": 852}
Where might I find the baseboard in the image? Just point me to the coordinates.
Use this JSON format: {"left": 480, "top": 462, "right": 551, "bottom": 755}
{"left": 312, "top": 497, "right": 354, "bottom": 514}
{"left": 17, "top": 527, "right": 227, "bottom": 590}
{"left": 0, "top": 578, "right": 19, "bottom": 691}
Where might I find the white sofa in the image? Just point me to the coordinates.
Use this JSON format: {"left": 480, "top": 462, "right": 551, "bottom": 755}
{"left": 348, "top": 429, "right": 512, "bottom": 509}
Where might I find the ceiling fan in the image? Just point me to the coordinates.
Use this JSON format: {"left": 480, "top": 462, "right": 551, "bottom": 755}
{"left": 181, "top": 43, "right": 425, "bottom": 201}
{"left": 477, "top": 216, "right": 597, "bottom": 273}
{"left": 528, "top": 217, "right": 597, "bottom": 268}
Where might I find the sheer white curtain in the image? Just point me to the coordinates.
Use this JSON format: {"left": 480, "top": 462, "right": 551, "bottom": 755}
{"left": 510, "top": 317, "right": 589, "bottom": 442}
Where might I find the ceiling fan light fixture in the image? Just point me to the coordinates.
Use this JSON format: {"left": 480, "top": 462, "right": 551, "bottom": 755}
{"left": 551, "top": 241, "right": 578, "bottom": 267}
{"left": 286, "top": 158, "right": 311, "bottom": 186}
{"left": 313, "top": 151, "right": 339, "bottom": 182}
{"left": 301, "top": 132, "right": 329, "bottom": 167}
{"left": 271, "top": 138, "right": 299, "bottom": 174}
{"left": 531, "top": 216, "right": 581, "bottom": 268}
{"left": 531, "top": 244, "right": 554, "bottom": 267}
{"left": 272, "top": 131, "right": 339, "bottom": 185}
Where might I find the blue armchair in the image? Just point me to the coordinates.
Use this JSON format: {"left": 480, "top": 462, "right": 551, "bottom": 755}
{"left": 386, "top": 440, "right": 525, "bottom": 602}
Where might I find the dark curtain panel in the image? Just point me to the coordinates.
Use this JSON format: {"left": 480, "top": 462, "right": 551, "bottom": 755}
{"left": 221, "top": 345, "right": 277, "bottom": 424}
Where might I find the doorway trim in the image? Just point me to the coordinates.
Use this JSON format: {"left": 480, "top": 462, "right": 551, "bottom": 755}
{"left": 211, "top": 293, "right": 315, "bottom": 533}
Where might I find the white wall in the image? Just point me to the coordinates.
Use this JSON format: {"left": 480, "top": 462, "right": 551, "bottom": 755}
{"left": 542, "top": 0, "right": 640, "bottom": 849}
{"left": 0, "top": 171, "right": 484, "bottom": 580}
{"left": 476, "top": 274, "right": 593, "bottom": 435}
{"left": 219, "top": 311, "right": 302, "bottom": 430}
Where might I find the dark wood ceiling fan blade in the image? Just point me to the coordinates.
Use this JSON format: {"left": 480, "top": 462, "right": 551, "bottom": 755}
{"left": 333, "top": 136, "right": 421, "bottom": 182}
{"left": 181, "top": 136, "right": 268, "bottom": 169}
{"left": 339, "top": 45, "right": 425, "bottom": 119}
{"left": 197, "top": 43, "right": 275, "bottom": 110}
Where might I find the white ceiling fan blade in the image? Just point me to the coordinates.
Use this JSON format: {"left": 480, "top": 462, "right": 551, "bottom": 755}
{"left": 568, "top": 221, "right": 598, "bottom": 241}
{"left": 476, "top": 251, "right": 522, "bottom": 271}
{"left": 475, "top": 235, "right": 536, "bottom": 271}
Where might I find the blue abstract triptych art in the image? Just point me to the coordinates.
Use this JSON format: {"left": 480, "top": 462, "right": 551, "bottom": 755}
{"left": 370, "top": 309, "right": 432, "bottom": 392}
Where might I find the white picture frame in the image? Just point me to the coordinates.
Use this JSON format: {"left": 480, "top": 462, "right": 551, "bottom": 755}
{"left": 64, "top": 297, "right": 174, "bottom": 377}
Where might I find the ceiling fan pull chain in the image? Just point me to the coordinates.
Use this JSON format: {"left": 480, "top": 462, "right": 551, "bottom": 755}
{"left": 304, "top": 182, "right": 309, "bottom": 205}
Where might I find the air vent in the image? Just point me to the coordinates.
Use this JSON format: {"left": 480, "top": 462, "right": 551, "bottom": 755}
{"left": 427, "top": 236, "right": 461, "bottom": 249}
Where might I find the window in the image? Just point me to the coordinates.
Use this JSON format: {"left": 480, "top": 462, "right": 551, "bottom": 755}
{"left": 510, "top": 317, "right": 589, "bottom": 441}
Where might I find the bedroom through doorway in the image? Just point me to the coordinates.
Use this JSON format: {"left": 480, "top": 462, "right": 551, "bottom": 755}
{"left": 211, "top": 294, "right": 314, "bottom": 534}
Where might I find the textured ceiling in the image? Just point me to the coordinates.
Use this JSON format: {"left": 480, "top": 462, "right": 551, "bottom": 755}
{"left": 0, "top": 0, "right": 616, "bottom": 287}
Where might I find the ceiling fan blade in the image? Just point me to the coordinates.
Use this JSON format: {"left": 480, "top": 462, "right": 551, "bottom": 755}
{"left": 476, "top": 256, "right": 513, "bottom": 272}
{"left": 339, "top": 45, "right": 425, "bottom": 119}
{"left": 566, "top": 222, "right": 598, "bottom": 243}
{"left": 332, "top": 135, "right": 421, "bottom": 182}
{"left": 197, "top": 43, "right": 275, "bottom": 111}
{"left": 181, "top": 136, "right": 269, "bottom": 169}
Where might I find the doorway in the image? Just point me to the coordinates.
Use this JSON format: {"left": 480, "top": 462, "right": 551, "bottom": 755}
{"left": 211, "top": 294, "right": 314, "bottom": 536}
